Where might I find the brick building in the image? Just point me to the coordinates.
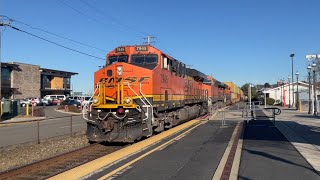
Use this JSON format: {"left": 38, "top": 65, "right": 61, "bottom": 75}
{"left": 1, "top": 62, "right": 78, "bottom": 99}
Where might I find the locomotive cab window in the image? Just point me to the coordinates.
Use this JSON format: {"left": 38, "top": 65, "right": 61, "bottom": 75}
{"left": 162, "top": 56, "right": 169, "bottom": 70}
{"left": 108, "top": 55, "right": 128, "bottom": 66}
{"left": 131, "top": 54, "right": 158, "bottom": 70}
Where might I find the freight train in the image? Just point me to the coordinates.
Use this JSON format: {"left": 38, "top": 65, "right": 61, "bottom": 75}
{"left": 86, "top": 45, "right": 243, "bottom": 143}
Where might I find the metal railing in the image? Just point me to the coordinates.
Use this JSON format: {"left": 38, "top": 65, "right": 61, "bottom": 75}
{"left": 0, "top": 114, "right": 85, "bottom": 148}
{"left": 216, "top": 103, "right": 281, "bottom": 126}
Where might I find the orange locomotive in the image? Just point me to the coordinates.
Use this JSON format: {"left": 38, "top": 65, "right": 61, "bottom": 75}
{"left": 87, "top": 45, "right": 218, "bottom": 143}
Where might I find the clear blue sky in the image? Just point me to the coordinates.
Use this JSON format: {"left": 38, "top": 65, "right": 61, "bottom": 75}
{"left": 1, "top": 0, "right": 320, "bottom": 93}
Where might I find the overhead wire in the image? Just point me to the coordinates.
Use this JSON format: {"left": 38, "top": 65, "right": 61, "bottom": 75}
{"left": 57, "top": 0, "right": 174, "bottom": 56}
{"left": 156, "top": 39, "right": 174, "bottom": 56}
{"left": 12, "top": 19, "right": 108, "bottom": 52}
{"left": 79, "top": 0, "right": 149, "bottom": 36}
{"left": 58, "top": 0, "right": 144, "bottom": 39}
{"left": 7, "top": 24, "right": 105, "bottom": 60}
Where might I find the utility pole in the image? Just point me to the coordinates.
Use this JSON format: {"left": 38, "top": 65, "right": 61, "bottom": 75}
{"left": 143, "top": 35, "right": 156, "bottom": 45}
{"left": 0, "top": 16, "right": 11, "bottom": 121}
{"left": 0, "top": 17, "right": 4, "bottom": 120}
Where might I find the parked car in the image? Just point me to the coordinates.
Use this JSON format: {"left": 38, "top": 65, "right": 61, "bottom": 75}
{"left": 20, "top": 99, "right": 30, "bottom": 107}
{"left": 49, "top": 98, "right": 63, "bottom": 105}
{"left": 28, "top": 97, "right": 41, "bottom": 106}
{"left": 43, "top": 95, "right": 66, "bottom": 101}
{"left": 78, "top": 96, "right": 93, "bottom": 106}
{"left": 20, "top": 97, "right": 42, "bottom": 107}
{"left": 67, "top": 96, "right": 79, "bottom": 101}
{"left": 61, "top": 99, "right": 81, "bottom": 107}
{"left": 41, "top": 99, "right": 50, "bottom": 106}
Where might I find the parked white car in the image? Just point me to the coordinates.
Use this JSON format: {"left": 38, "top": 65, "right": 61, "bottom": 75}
{"left": 20, "top": 97, "right": 41, "bottom": 107}
{"left": 43, "top": 95, "right": 66, "bottom": 101}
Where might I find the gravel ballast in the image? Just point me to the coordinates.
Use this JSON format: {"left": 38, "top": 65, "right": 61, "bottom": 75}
{"left": 0, "top": 135, "right": 89, "bottom": 172}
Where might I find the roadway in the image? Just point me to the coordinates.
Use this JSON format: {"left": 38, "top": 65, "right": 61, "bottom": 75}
{"left": 0, "top": 106, "right": 86, "bottom": 147}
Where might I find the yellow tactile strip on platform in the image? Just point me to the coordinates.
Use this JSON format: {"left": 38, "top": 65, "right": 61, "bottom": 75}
{"left": 49, "top": 120, "right": 200, "bottom": 180}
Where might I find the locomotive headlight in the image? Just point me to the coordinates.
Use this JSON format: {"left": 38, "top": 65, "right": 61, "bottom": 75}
{"left": 116, "top": 66, "right": 123, "bottom": 76}
{"left": 93, "top": 97, "right": 99, "bottom": 104}
{"left": 124, "top": 97, "right": 131, "bottom": 104}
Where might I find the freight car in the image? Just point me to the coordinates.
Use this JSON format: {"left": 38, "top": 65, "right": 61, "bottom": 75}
{"left": 224, "top": 82, "right": 243, "bottom": 104}
{"left": 85, "top": 45, "right": 239, "bottom": 143}
{"left": 204, "top": 76, "right": 226, "bottom": 105}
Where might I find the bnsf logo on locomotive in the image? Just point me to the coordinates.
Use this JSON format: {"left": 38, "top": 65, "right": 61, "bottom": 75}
{"left": 103, "top": 76, "right": 151, "bottom": 84}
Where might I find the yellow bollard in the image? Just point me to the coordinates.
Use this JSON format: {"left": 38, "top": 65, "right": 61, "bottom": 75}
{"left": 26, "top": 104, "right": 29, "bottom": 116}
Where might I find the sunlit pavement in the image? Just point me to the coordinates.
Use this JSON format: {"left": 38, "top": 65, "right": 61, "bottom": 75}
{"left": 239, "top": 117, "right": 319, "bottom": 179}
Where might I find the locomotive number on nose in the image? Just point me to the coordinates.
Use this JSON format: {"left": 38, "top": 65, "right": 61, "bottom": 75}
{"left": 135, "top": 46, "right": 148, "bottom": 51}
{"left": 116, "top": 47, "right": 125, "bottom": 52}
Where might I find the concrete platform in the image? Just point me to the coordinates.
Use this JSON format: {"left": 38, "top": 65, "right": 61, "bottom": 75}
{"left": 239, "top": 119, "right": 319, "bottom": 180}
{"left": 268, "top": 108, "right": 320, "bottom": 175}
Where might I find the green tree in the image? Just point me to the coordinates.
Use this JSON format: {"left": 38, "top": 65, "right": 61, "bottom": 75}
{"left": 241, "top": 83, "right": 258, "bottom": 98}
{"left": 264, "top": 82, "right": 271, "bottom": 88}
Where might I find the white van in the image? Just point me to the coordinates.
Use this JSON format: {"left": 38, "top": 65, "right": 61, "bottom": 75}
{"left": 43, "top": 95, "right": 66, "bottom": 101}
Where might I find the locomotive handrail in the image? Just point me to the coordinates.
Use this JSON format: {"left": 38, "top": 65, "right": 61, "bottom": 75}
{"left": 139, "top": 82, "right": 154, "bottom": 124}
{"left": 83, "top": 82, "right": 100, "bottom": 122}
{"left": 126, "top": 82, "right": 149, "bottom": 122}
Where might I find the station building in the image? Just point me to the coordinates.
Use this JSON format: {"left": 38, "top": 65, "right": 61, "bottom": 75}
{"left": 262, "top": 81, "right": 320, "bottom": 110}
{"left": 1, "top": 62, "right": 78, "bottom": 99}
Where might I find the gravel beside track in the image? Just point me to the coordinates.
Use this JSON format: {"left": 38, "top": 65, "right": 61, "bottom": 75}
{"left": 0, "top": 135, "right": 125, "bottom": 179}
{"left": 0, "top": 135, "right": 89, "bottom": 173}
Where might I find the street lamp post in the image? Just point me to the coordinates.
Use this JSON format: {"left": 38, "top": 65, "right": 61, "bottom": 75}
{"left": 296, "top": 71, "right": 299, "bottom": 110}
{"left": 290, "top": 54, "right": 295, "bottom": 108}
{"left": 288, "top": 75, "right": 291, "bottom": 108}
{"left": 307, "top": 65, "right": 312, "bottom": 114}
{"left": 280, "top": 80, "right": 283, "bottom": 105}
{"left": 312, "top": 63, "right": 318, "bottom": 115}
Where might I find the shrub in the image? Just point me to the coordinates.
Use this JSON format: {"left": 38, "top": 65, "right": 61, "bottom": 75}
{"left": 67, "top": 105, "right": 82, "bottom": 113}
{"left": 264, "top": 98, "right": 275, "bottom": 105}
{"left": 58, "top": 105, "right": 81, "bottom": 113}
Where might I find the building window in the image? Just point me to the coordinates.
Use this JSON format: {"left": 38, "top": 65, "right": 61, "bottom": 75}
{"left": 41, "top": 75, "right": 51, "bottom": 89}
{"left": 64, "top": 77, "right": 71, "bottom": 89}
{"left": 1, "top": 67, "right": 11, "bottom": 88}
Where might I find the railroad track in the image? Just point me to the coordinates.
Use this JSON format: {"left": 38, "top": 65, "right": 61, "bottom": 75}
{"left": 0, "top": 143, "right": 125, "bottom": 179}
